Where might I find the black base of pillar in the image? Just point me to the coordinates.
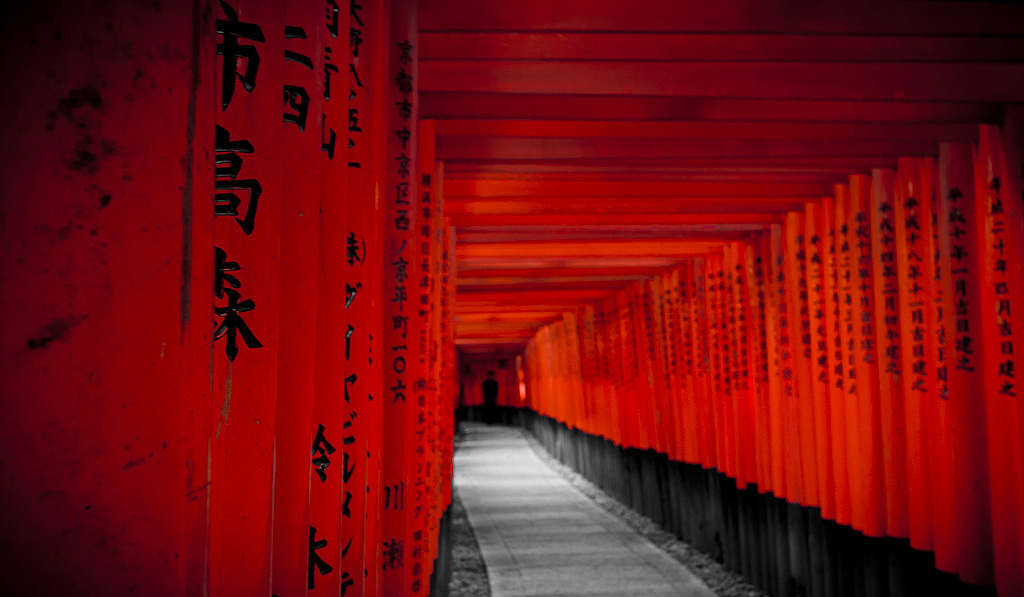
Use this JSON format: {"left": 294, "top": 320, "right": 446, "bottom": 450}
{"left": 516, "top": 410, "right": 997, "bottom": 597}
{"left": 455, "top": 405, "right": 527, "bottom": 427}
{"left": 429, "top": 503, "right": 454, "bottom": 597}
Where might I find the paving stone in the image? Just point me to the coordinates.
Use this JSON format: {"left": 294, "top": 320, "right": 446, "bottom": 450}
{"left": 454, "top": 424, "right": 718, "bottom": 597}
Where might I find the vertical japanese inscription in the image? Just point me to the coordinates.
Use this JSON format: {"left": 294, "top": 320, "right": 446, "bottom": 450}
{"left": 899, "top": 184, "right": 929, "bottom": 394}
{"left": 851, "top": 175, "right": 885, "bottom": 536}
{"left": 777, "top": 236, "right": 794, "bottom": 402}
{"left": 871, "top": 169, "right": 908, "bottom": 536}
{"left": 341, "top": 0, "right": 369, "bottom": 591}
{"left": 948, "top": 186, "right": 976, "bottom": 375}
{"left": 346, "top": 0, "right": 365, "bottom": 169}
{"left": 381, "top": 21, "right": 416, "bottom": 593}
{"left": 931, "top": 167, "right": 949, "bottom": 400}
{"left": 409, "top": 159, "right": 435, "bottom": 595}
{"left": 808, "top": 226, "right": 829, "bottom": 391}
{"left": 873, "top": 177, "right": 902, "bottom": 382}
{"left": 985, "top": 174, "right": 1015, "bottom": 398}
{"left": 213, "top": 1, "right": 266, "bottom": 361}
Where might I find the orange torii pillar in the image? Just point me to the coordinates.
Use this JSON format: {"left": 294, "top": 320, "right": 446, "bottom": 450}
{"left": 977, "top": 126, "right": 1024, "bottom": 596}
{"left": 892, "top": 158, "right": 938, "bottom": 554}
{"left": 935, "top": 143, "right": 994, "bottom": 585}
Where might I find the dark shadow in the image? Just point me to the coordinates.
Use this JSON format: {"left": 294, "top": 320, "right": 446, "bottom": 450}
{"left": 482, "top": 373, "right": 498, "bottom": 424}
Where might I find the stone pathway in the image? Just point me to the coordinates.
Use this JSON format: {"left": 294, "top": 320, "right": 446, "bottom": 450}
{"left": 453, "top": 423, "right": 717, "bottom": 597}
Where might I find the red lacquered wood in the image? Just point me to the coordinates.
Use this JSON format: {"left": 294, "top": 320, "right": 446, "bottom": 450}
{"left": 869, "top": 168, "right": 910, "bottom": 539}
{"left": 935, "top": 142, "right": 993, "bottom": 583}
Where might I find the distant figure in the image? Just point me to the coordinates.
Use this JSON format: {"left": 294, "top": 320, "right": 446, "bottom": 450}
{"left": 482, "top": 372, "right": 499, "bottom": 424}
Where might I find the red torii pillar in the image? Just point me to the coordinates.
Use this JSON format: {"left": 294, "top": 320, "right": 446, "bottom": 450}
{"left": 381, "top": 1, "right": 419, "bottom": 595}
{"left": 1, "top": 1, "right": 459, "bottom": 595}
{"left": 0, "top": 2, "right": 214, "bottom": 594}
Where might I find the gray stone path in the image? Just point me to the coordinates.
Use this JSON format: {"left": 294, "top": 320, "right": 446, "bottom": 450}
{"left": 454, "top": 423, "right": 717, "bottom": 597}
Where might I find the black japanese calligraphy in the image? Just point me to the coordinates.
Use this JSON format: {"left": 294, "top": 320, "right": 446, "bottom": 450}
{"left": 214, "top": 288, "right": 263, "bottom": 361}
{"left": 216, "top": 0, "right": 265, "bottom": 110}
{"left": 311, "top": 423, "right": 336, "bottom": 483}
{"left": 308, "top": 526, "right": 333, "bottom": 589}
{"left": 215, "top": 125, "right": 262, "bottom": 235}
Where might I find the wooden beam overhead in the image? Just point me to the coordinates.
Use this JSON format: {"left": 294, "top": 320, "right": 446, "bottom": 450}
{"left": 456, "top": 239, "right": 725, "bottom": 259}
{"left": 456, "top": 348, "right": 527, "bottom": 361}
{"left": 458, "top": 289, "right": 613, "bottom": 302}
{"left": 445, "top": 179, "right": 833, "bottom": 198}
{"left": 435, "top": 120, "right": 978, "bottom": 142}
{"left": 455, "top": 225, "right": 764, "bottom": 244}
{"left": 421, "top": 62, "right": 1024, "bottom": 102}
{"left": 426, "top": 0, "right": 1024, "bottom": 353}
{"left": 457, "top": 276, "right": 651, "bottom": 287}
{"left": 420, "top": 93, "right": 1002, "bottom": 124}
{"left": 447, "top": 199, "right": 810, "bottom": 217}
{"left": 456, "top": 267, "right": 685, "bottom": 280}
{"left": 457, "top": 256, "right": 692, "bottom": 272}
{"left": 438, "top": 136, "right": 945, "bottom": 162}
{"left": 459, "top": 279, "right": 638, "bottom": 292}
{"left": 450, "top": 213, "right": 782, "bottom": 227}
{"left": 455, "top": 337, "right": 530, "bottom": 347}
{"left": 456, "top": 311, "right": 564, "bottom": 322}
{"left": 442, "top": 162, "right": 891, "bottom": 179}
{"left": 455, "top": 325, "right": 539, "bottom": 338}
{"left": 420, "top": 0, "right": 1024, "bottom": 35}
{"left": 421, "top": 32, "right": 1024, "bottom": 63}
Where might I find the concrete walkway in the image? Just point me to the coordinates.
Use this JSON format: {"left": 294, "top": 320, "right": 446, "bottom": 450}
{"left": 454, "top": 423, "right": 717, "bottom": 597}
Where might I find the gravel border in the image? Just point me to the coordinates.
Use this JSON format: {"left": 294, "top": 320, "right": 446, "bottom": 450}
{"left": 447, "top": 434, "right": 492, "bottom": 597}
{"left": 519, "top": 428, "right": 768, "bottom": 597}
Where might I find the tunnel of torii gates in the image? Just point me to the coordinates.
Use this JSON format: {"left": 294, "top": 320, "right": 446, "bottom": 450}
{"left": 4, "top": 0, "right": 1024, "bottom": 596}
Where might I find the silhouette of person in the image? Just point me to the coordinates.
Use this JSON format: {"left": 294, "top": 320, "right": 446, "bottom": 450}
{"left": 482, "top": 372, "right": 499, "bottom": 424}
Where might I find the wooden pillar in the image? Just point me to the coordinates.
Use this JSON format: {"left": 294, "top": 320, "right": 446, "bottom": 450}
{"left": 785, "top": 212, "right": 820, "bottom": 509}
{"left": 892, "top": 157, "right": 937, "bottom": 553}
{"left": 747, "top": 240, "right": 773, "bottom": 494}
{"left": 271, "top": 0, "right": 327, "bottom": 592}
{"left": 847, "top": 175, "right": 886, "bottom": 539}
{"left": 307, "top": 0, "right": 348, "bottom": 594}
{"left": 768, "top": 223, "right": 795, "bottom": 501}
{"left": 343, "top": 0, "right": 388, "bottom": 594}
{"left": 0, "top": 1, "right": 213, "bottom": 593}
{"left": 380, "top": 0, "right": 418, "bottom": 594}
{"left": 869, "top": 168, "right": 909, "bottom": 540}
{"left": 936, "top": 142, "right": 993, "bottom": 585}
{"left": 407, "top": 119, "right": 436, "bottom": 595}
{"left": 835, "top": 183, "right": 864, "bottom": 537}
{"left": 806, "top": 203, "right": 836, "bottom": 521}
{"left": 209, "top": 1, "right": 284, "bottom": 594}
{"left": 995, "top": 107, "right": 1024, "bottom": 596}
{"left": 976, "top": 126, "right": 1024, "bottom": 595}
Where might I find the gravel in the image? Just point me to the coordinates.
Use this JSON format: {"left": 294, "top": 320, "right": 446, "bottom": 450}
{"left": 447, "top": 436, "right": 491, "bottom": 597}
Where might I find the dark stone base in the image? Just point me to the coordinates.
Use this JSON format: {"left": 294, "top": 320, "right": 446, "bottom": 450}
{"left": 518, "top": 410, "right": 996, "bottom": 597}
{"left": 429, "top": 503, "right": 453, "bottom": 597}
{"left": 455, "top": 405, "right": 527, "bottom": 427}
